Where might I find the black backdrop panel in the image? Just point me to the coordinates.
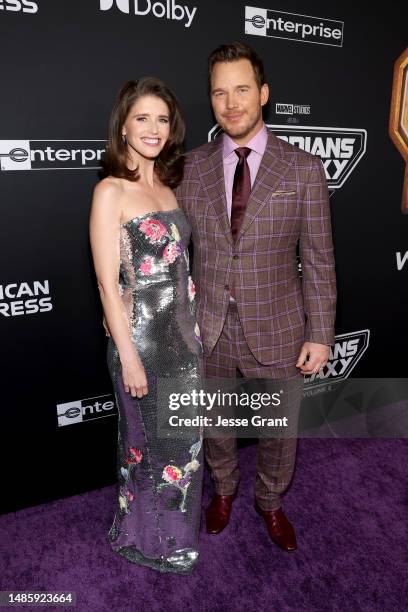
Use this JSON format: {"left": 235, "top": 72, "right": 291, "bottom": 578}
{"left": 0, "top": 1, "right": 406, "bottom": 513}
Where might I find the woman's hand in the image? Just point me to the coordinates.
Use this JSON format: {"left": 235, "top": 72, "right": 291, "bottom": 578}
{"left": 121, "top": 354, "right": 149, "bottom": 398}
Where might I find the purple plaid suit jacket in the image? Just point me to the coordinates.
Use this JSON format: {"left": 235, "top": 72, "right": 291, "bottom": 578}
{"left": 176, "top": 129, "right": 337, "bottom": 366}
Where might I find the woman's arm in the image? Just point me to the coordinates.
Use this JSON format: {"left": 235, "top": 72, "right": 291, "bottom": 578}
{"left": 89, "top": 180, "right": 148, "bottom": 398}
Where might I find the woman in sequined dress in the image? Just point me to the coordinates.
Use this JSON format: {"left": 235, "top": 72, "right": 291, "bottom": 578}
{"left": 89, "top": 78, "right": 203, "bottom": 574}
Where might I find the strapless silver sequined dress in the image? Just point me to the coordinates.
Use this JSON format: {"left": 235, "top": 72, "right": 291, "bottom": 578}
{"left": 106, "top": 208, "right": 204, "bottom": 574}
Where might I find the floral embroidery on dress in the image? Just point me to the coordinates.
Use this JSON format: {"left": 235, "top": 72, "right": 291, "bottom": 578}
{"left": 119, "top": 486, "right": 134, "bottom": 513}
{"left": 164, "top": 222, "right": 184, "bottom": 264}
{"left": 163, "top": 242, "right": 182, "bottom": 264}
{"left": 169, "top": 223, "right": 181, "bottom": 243}
{"left": 137, "top": 219, "right": 185, "bottom": 272}
{"left": 157, "top": 439, "right": 201, "bottom": 512}
{"left": 118, "top": 447, "right": 143, "bottom": 515}
{"left": 187, "top": 276, "right": 196, "bottom": 302}
{"left": 162, "top": 466, "right": 183, "bottom": 484}
{"left": 139, "top": 256, "right": 154, "bottom": 276}
{"left": 139, "top": 218, "right": 167, "bottom": 243}
{"left": 125, "top": 447, "right": 142, "bottom": 464}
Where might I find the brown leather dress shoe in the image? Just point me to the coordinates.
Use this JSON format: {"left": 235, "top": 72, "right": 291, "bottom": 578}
{"left": 206, "top": 492, "right": 237, "bottom": 534}
{"left": 255, "top": 503, "right": 297, "bottom": 551}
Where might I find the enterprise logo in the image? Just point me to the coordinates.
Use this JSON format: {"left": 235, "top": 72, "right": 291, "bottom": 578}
{"left": 0, "top": 140, "right": 106, "bottom": 171}
{"left": 245, "top": 7, "right": 344, "bottom": 47}
{"left": 57, "top": 394, "right": 117, "bottom": 427}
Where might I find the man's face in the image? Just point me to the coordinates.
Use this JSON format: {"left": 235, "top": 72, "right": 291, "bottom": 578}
{"left": 210, "top": 58, "right": 269, "bottom": 144}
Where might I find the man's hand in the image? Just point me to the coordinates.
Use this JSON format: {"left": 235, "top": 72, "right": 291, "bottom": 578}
{"left": 296, "top": 342, "right": 330, "bottom": 375}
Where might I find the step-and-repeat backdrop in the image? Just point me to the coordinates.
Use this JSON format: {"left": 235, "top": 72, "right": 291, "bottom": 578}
{"left": 1, "top": 1, "right": 406, "bottom": 513}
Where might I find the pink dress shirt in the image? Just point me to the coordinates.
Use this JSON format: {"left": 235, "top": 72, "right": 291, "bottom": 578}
{"left": 222, "top": 123, "right": 269, "bottom": 221}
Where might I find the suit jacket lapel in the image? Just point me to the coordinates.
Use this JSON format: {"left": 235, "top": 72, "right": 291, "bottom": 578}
{"left": 196, "top": 130, "right": 296, "bottom": 245}
{"left": 196, "top": 138, "right": 233, "bottom": 245}
{"left": 236, "top": 130, "right": 296, "bottom": 241}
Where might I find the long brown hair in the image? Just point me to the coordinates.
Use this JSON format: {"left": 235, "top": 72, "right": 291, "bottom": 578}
{"left": 102, "top": 77, "right": 185, "bottom": 187}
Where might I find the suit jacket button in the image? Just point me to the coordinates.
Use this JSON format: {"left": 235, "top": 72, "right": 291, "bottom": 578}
{"left": 224, "top": 284, "right": 229, "bottom": 291}
{"left": 233, "top": 255, "right": 239, "bottom": 260}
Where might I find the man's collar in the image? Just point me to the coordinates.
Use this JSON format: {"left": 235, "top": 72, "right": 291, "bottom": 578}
{"left": 222, "top": 123, "right": 268, "bottom": 159}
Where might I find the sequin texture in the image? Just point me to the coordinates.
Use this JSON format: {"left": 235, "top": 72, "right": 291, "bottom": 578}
{"left": 107, "top": 209, "right": 203, "bottom": 574}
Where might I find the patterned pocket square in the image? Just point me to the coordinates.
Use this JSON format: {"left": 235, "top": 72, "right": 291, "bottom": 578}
{"left": 271, "top": 190, "right": 297, "bottom": 197}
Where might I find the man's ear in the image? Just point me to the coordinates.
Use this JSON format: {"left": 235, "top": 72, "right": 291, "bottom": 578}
{"left": 260, "top": 83, "right": 269, "bottom": 107}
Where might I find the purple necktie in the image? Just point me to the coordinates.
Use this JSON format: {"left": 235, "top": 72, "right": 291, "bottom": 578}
{"left": 231, "top": 147, "right": 252, "bottom": 241}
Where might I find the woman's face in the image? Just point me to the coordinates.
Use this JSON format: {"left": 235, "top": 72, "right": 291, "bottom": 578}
{"left": 122, "top": 94, "right": 171, "bottom": 160}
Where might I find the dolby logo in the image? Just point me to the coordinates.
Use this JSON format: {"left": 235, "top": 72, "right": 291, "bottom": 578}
{"left": 0, "top": 140, "right": 106, "bottom": 171}
{"left": 57, "top": 394, "right": 117, "bottom": 427}
{"left": 208, "top": 124, "right": 367, "bottom": 191}
{"left": 100, "top": 0, "right": 197, "bottom": 28}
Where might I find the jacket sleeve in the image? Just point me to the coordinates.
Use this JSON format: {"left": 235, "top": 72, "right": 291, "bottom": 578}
{"left": 175, "top": 153, "right": 199, "bottom": 207}
{"left": 299, "top": 155, "right": 337, "bottom": 346}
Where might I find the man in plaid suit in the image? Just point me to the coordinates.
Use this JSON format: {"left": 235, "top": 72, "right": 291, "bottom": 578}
{"left": 176, "top": 42, "right": 336, "bottom": 551}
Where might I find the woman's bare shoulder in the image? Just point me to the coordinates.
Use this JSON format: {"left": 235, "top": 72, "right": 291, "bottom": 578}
{"left": 93, "top": 176, "right": 124, "bottom": 200}
{"left": 91, "top": 177, "right": 126, "bottom": 225}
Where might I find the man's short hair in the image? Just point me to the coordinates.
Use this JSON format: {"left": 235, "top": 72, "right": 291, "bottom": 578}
{"left": 208, "top": 42, "right": 266, "bottom": 92}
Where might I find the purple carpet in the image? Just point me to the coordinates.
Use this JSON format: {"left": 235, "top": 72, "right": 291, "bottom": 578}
{"left": 1, "top": 439, "right": 407, "bottom": 612}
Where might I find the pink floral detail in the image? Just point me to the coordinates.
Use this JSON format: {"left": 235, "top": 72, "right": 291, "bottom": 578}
{"left": 126, "top": 490, "right": 134, "bottom": 502}
{"left": 162, "top": 465, "right": 183, "bottom": 483}
{"left": 139, "top": 218, "right": 167, "bottom": 243}
{"left": 157, "top": 441, "right": 201, "bottom": 512}
{"left": 125, "top": 447, "right": 142, "bottom": 464}
{"left": 140, "top": 256, "right": 153, "bottom": 276}
{"left": 163, "top": 242, "right": 181, "bottom": 264}
{"left": 188, "top": 277, "right": 196, "bottom": 302}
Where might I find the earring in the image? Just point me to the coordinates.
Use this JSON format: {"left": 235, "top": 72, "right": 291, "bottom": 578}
{"left": 122, "top": 134, "right": 127, "bottom": 143}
